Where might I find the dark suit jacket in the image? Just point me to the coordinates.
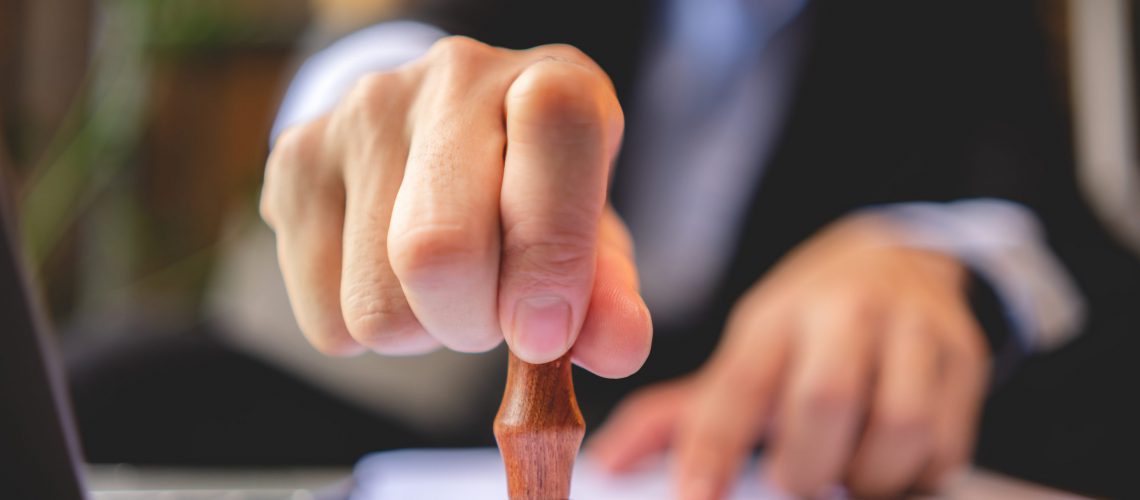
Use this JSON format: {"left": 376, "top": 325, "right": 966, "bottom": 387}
{"left": 405, "top": 1, "right": 1140, "bottom": 495}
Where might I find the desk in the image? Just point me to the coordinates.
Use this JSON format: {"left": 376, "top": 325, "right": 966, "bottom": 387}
{"left": 87, "top": 460, "right": 1084, "bottom": 499}
{"left": 86, "top": 464, "right": 351, "bottom": 499}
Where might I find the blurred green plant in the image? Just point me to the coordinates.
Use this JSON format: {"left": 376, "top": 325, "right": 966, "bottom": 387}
{"left": 19, "top": 0, "right": 305, "bottom": 324}
{"left": 21, "top": 0, "right": 149, "bottom": 268}
{"left": 145, "top": 0, "right": 307, "bottom": 51}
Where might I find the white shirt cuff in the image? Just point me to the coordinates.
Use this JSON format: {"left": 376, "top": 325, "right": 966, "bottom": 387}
{"left": 868, "top": 198, "right": 1086, "bottom": 352}
{"left": 271, "top": 21, "right": 448, "bottom": 143}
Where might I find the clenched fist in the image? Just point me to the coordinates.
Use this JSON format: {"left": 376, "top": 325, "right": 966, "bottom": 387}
{"left": 260, "top": 37, "right": 651, "bottom": 377}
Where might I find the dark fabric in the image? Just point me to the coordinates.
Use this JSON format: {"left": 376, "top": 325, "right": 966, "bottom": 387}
{"left": 968, "top": 270, "right": 1022, "bottom": 386}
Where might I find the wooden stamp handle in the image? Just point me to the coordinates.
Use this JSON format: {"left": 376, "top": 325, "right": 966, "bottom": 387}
{"left": 494, "top": 351, "right": 585, "bottom": 500}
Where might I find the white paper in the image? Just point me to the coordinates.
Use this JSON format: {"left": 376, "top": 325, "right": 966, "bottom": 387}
{"left": 350, "top": 448, "right": 817, "bottom": 499}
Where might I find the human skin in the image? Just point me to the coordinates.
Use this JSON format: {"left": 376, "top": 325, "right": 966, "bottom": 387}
{"left": 261, "top": 36, "right": 989, "bottom": 499}
{"left": 261, "top": 36, "right": 650, "bottom": 378}
{"left": 589, "top": 216, "right": 990, "bottom": 498}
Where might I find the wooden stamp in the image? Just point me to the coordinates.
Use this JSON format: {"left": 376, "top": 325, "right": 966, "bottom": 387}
{"left": 494, "top": 351, "right": 585, "bottom": 500}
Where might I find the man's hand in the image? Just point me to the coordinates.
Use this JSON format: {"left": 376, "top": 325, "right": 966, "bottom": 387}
{"left": 260, "top": 37, "right": 651, "bottom": 377}
{"left": 589, "top": 214, "right": 991, "bottom": 498}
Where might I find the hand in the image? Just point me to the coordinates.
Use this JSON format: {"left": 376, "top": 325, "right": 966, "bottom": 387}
{"left": 259, "top": 37, "right": 651, "bottom": 377}
{"left": 589, "top": 214, "right": 991, "bottom": 498}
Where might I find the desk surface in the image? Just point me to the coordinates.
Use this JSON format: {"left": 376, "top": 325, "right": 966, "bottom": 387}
{"left": 86, "top": 458, "right": 1085, "bottom": 499}
{"left": 87, "top": 464, "right": 352, "bottom": 499}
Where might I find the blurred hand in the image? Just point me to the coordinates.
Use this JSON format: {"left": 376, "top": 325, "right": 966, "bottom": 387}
{"left": 259, "top": 36, "right": 651, "bottom": 377}
{"left": 589, "top": 214, "right": 991, "bottom": 498}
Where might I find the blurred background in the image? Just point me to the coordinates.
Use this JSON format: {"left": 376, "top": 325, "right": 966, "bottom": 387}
{"left": 3, "top": 0, "right": 1140, "bottom": 477}
{"left": 3, "top": 0, "right": 512, "bottom": 466}
{"left": 2, "top": 0, "right": 393, "bottom": 345}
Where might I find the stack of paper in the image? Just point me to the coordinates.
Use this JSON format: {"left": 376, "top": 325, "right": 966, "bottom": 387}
{"left": 350, "top": 448, "right": 809, "bottom": 499}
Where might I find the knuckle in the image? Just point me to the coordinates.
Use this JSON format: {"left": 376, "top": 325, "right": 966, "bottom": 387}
{"left": 420, "top": 37, "right": 502, "bottom": 108}
{"left": 534, "top": 43, "right": 592, "bottom": 66}
{"left": 258, "top": 188, "right": 276, "bottom": 228}
{"left": 270, "top": 124, "right": 319, "bottom": 167}
{"left": 724, "top": 290, "right": 779, "bottom": 334}
{"left": 349, "top": 72, "right": 394, "bottom": 105}
{"left": 346, "top": 311, "right": 420, "bottom": 351}
{"left": 341, "top": 278, "right": 404, "bottom": 322}
{"left": 341, "top": 72, "right": 404, "bottom": 130}
{"left": 903, "top": 315, "right": 940, "bottom": 341}
{"left": 388, "top": 224, "right": 492, "bottom": 287}
{"left": 944, "top": 326, "right": 988, "bottom": 371}
{"left": 262, "top": 126, "right": 321, "bottom": 226}
{"left": 508, "top": 60, "right": 616, "bottom": 139}
{"left": 341, "top": 291, "right": 423, "bottom": 351}
{"left": 426, "top": 35, "right": 492, "bottom": 68}
{"left": 710, "top": 356, "right": 767, "bottom": 397}
{"left": 957, "top": 324, "right": 990, "bottom": 363}
{"left": 794, "top": 378, "right": 859, "bottom": 419}
{"left": 822, "top": 285, "right": 879, "bottom": 322}
{"left": 874, "top": 404, "right": 931, "bottom": 442}
{"left": 502, "top": 233, "right": 594, "bottom": 287}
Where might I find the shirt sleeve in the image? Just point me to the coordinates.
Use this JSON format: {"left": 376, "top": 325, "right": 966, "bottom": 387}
{"left": 271, "top": 21, "right": 448, "bottom": 143}
{"left": 867, "top": 198, "right": 1087, "bottom": 354}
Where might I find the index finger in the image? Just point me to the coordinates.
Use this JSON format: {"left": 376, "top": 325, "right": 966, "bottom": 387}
{"left": 672, "top": 307, "right": 790, "bottom": 500}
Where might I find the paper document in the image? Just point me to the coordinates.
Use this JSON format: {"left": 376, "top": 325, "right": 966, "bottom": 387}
{"left": 350, "top": 448, "right": 809, "bottom": 499}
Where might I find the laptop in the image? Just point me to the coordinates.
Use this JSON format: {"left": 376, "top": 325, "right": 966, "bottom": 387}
{"left": 0, "top": 170, "right": 87, "bottom": 498}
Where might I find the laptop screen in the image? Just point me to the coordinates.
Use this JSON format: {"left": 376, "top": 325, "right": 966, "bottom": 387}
{"left": 0, "top": 166, "right": 87, "bottom": 498}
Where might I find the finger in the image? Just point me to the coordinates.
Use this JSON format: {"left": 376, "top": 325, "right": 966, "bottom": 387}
{"left": 326, "top": 74, "right": 437, "bottom": 354}
{"left": 587, "top": 377, "right": 693, "bottom": 473}
{"left": 672, "top": 308, "right": 790, "bottom": 500}
{"left": 263, "top": 124, "right": 362, "bottom": 356}
{"left": 766, "top": 299, "right": 877, "bottom": 497}
{"left": 387, "top": 38, "right": 508, "bottom": 352}
{"left": 570, "top": 209, "right": 652, "bottom": 378}
{"left": 846, "top": 317, "right": 940, "bottom": 497}
{"left": 498, "top": 57, "right": 623, "bottom": 363}
{"left": 341, "top": 160, "right": 438, "bottom": 354}
{"left": 916, "top": 318, "right": 988, "bottom": 492}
